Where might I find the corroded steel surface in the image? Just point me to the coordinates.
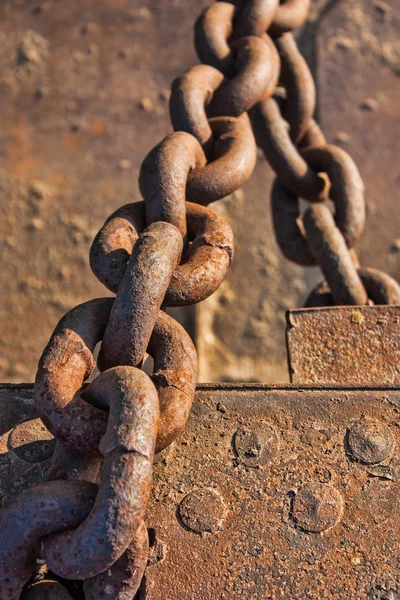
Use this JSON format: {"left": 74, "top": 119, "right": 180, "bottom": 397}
{"left": 21, "top": 580, "right": 74, "bottom": 600}
{"left": 145, "top": 386, "right": 400, "bottom": 599}
{"left": 303, "top": 204, "right": 367, "bottom": 306}
{"left": 185, "top": 115, "right": 257, "bottom": 205}
{"left": 1, "top": 0, "right": 400, "bottom": 595}
{"left": 34, "top": 298, "right": 197, "bottom": 457}
{"left": 1, "top": 384, "right": 399, "bottom": 599}
{"left": 89, "top": 201, "right": 234, "bottom": 307}
{"left": 43, "top": 367, "right": 158, "bottom": 584}
{"left": 139, "top": 132, "right": 206, "bottom": 239}
{"left": 274, "top": 32, "right": 315, "bottom": 144}
{"left": 287, "top": 305, "right": 400, "bottom": 385}
{"left": 300, "top": 144, "right": 366, "bottom": 249}
{"left": 98, "top": 222, "right": 183, "bottom": 370}
{"left": 251, "top": 97, "right": 327, "bottom": 201}
{"left": 305, "top": 268, "right": 400, "bottom": 309}
{"left": 0, "top": 479, "right": 97, "bottom": 599}
{"left": 1, "top": 0, "right": 398, "bottom": 390}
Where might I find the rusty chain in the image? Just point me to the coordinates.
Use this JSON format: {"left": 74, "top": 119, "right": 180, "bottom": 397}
{"left": 1, "top": 1, "right": 400, "bottom": 599}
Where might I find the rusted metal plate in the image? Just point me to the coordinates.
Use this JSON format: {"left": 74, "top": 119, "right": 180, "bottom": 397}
{"left": 286, "top": 305, "right": 400, "bottom": 385}
{"left": 146, "top": 385, "right": 400, "bottom": 600}
{"left": 1, "top": 383, "right": 399, "bottom": 599}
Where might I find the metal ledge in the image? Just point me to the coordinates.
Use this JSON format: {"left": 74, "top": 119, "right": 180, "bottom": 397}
{"left": 1, "top": 384, "right": 399, "bottom": 599}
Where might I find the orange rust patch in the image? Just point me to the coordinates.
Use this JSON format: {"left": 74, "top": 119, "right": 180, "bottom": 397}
{"left": 47, "top": 172, "right": 70, "bottom": 189}
{"left": 90, "top": 119, "right": 106, "bottom": 135}
{"left": 64, "top": 133, "right": 79, "bottom": 148}
{"left": 8, "top": 156, "right": 39, "bottom": 175}
{"left": 6, "top": 119, "right": 33, "bottom": 161}
{"left": 10, "top": 120, "right": 28, "bottom": 141}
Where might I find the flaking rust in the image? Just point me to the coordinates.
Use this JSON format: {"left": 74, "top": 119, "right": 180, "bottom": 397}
{"left": 286, "top": 305, "right": 400, "bottom": 385}
{"left": 1, "top": 0, "right": 400, "bottom": 596}
{"left": 145, "top": 386, "right": 400, "bottom": 599}
{"left": 1, "top": 384, "right": 399, "bottom": 599}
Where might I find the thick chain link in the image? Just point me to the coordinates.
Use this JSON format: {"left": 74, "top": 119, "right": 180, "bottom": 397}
{"left": 1, "top": 1, "right": 400, "bottom": 599}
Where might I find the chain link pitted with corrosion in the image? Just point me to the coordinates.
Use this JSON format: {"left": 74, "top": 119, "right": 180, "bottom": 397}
{"left": 1, "top": 1, "right": 400, "bottom": 599}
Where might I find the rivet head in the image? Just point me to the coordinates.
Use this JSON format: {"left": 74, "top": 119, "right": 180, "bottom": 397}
{"left": 179, "top": 488, "right": 227, "bottom": 534}
{"left": 347, "top": 419, "right": 393, "bottom": 464}
{"left": 292, "top": 483, "right": 343, "bottom": 533}
{"left": 233, "top": 423, "right": 279, "bottom": 467}
{"left": 9, "top": 419, "right": 55, "bottom": 463}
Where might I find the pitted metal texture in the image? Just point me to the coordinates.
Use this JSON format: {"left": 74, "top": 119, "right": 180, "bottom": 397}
{"left": 1, "top": 0, "right": 399, "bottom": 597}
{"left": 0, "top": 384, "right": 399, "bottom": 600}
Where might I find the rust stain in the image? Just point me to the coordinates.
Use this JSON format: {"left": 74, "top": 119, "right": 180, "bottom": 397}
{"left": 47, "top": 172, "right": 70, "bottom": 190}
{"left": 10, "top": 121, "right": 28, "bottom": 142}
{"left": 287, "top": 305, "right": 400, "bottom": 385}
{"left": 102, "top": 181, "right": 117, "bottom": 196}
{"left": 90, "top": 118, "right": 106, "bottom": 136}
{"left": 6, "top": 119, "right": 34, "bottom": 165}
{"left": 63, "top": 133, "right": 79, "bottom": 148}
{"left": 8, "top": 156, "right": 39, "bottom": 176}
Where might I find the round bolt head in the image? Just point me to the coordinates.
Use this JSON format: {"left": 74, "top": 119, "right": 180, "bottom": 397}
{"left": 179, "top": 488, "right": 227, "bottom": 534}
{"left": 292, "top": 482, "right": 343, "bottom": 533}
{"left": 347, "top": 418, "right": 394, "bottom": 465}
{"left": 234, "top": 423, "right": 279, "bottom": 467}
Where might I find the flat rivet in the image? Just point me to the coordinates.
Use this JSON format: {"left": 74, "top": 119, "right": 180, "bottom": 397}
{"left": 292, "top": 483, "right": 343, "bottom": 533}
{"left": 9, "top": 419, "right": 55, "bottom": 463}
{"left": 347, "top": 418, "right": 393, "bottom": 464}
{"left": 233, "top": 423, "right": 279, "bottom": 467}
{"left": 179, "top": 488, "right": 227, "bottom": 534}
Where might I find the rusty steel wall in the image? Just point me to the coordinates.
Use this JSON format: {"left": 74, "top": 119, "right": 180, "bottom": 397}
{"left": 0, "top": 0, "right": 399, "bottom": 385}
{"left": 0, "top": 0, "right": 207, "bottom": 383}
